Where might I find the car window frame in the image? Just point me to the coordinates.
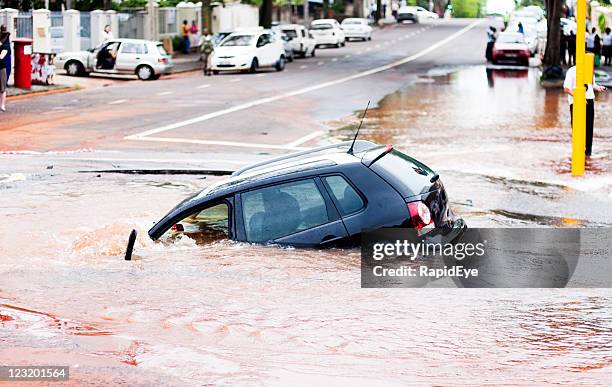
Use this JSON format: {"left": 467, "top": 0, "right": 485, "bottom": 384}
{"left": 320, "top": 173, "right": 368, "bottom": 217}
{"left": 161, "top": 196, "right": 235, "bottom": 240}
{"left": 234, "top": 176, "right": 340, "bottom": 243}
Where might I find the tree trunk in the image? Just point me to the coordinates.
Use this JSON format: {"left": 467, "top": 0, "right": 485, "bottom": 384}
{"left": 353, "top": 0, "right": 363, "bottom": 17}
{"left": 202, "top": 0, "right": 211, "bottom": 33}
{"left": 260, "top": 0, "right": 273, "bottom": 28}
{"left": 543, "top": 0, "right": 562, "bottom": 68}
{"left": 376, "top": 0, "right": 382, "bottom": 21}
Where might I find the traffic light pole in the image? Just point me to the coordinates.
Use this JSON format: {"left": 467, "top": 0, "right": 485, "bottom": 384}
{"left": 572, "top": 0, "right": 587, "bottom": 176}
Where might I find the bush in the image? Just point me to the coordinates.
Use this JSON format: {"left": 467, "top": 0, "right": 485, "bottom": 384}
{"left": 172, "top": 35, "right": 184, "bottom": 53}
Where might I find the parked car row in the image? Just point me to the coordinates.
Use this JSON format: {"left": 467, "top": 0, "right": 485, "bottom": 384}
{"left": 55, "top": 18, "right": 374, "bottom": 80}
{"left": 210, "top": 20, "right": 373, "bottom": 75}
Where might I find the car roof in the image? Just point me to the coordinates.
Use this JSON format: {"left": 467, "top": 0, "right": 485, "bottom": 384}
{"left": 111, "top": 38, "right": 158, "bottom": 45}
{"left": 312, "top": 19, "right": 337, "bottom": 24}
{"left": 279, "top": 24, "right": 305, "bottom": 29}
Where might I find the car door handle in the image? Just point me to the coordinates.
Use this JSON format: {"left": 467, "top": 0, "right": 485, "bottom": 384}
{"left": 135, "top": 57, "right": 141, "bottom": 60}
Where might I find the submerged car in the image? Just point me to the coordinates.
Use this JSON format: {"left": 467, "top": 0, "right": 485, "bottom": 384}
{"left": 55, "top": 38, "right": 173, "bottom": 80}
{"left": 148, "top": 141, "right": 466, "bottom": 247}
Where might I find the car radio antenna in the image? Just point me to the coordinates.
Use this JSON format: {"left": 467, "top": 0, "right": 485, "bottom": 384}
{"left": 347, "top": 100, "right": 370, "bottom": 155}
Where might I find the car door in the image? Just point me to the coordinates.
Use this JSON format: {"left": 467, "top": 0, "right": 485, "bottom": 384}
{"left": 255, "top": 34, "right": 270, "bottom": 65}
{"left": 150, "top": 197, "right": 235, "bottom": 243}
{"left": 236, "top": 178, "right": 349, "bottom": 247}
{"left": 115, "top": 42, "right": 146, "bottom": 73}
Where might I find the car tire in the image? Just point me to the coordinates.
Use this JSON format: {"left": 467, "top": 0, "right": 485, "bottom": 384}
{"left": 341, "top": 41, "right": 346, "bottom": 47}
{"left": 152, "top": 74, "right": 161, "bottom": 80}
{"left": 213, "top": 70, "right": 220, "bottom": 75}
{"left": 368, "top": 36, "right": 372, "bottom": 41}
{"left": 335, "top": 42, "right": 341, "bottom": 48}
{"left": 65, "top": 60, "right": 84, "bottom": 76}
{"left": 136, "top": 65, "right": 154, "bottom": 81}
{"left": 288, "top": 53, "right": 294, "bottom": 62}
{"left": 311, "top": 48, "right": 316, "bottom": 57}
{"left": 249, "top": 58, "right": 258, "bottom": 73}
{"left": 275, "top": 56, "right": 285, "bottom": 71}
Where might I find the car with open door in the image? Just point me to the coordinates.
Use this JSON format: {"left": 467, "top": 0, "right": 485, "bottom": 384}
{"left": 55, "top": 38, "right": 173, "bottom": 80}
{"left": 148, "top": 141, "right": 466, "bottom": 248}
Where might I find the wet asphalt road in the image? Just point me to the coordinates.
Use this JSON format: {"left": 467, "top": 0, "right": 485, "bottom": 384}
{"left": 1, "top": 19, "right": 485, "bottom": 164}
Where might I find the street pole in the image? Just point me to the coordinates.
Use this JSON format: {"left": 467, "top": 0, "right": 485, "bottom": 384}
{"left": 571, "top": 0, "right": 587, "bottom": 176}
{"left": 303, "top": 0, "right": 309, "bottom": 26}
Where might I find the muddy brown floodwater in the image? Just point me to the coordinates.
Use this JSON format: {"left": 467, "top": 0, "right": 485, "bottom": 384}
{"left": 1, "top": 66, "right": 611, "bottom": 385}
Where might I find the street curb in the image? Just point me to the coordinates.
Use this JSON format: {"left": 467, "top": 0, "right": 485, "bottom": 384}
{"left": 7, "top": 86, "right": 77, "bottom": 101}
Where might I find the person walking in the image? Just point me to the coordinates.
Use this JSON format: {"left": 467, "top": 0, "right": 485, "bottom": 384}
{"left": 567, "top": 30, "right": 576, "bottom": 66}
{"left": 181, "top": 20, "right": 190, "bottom": 54}
{"left": 1, "top": 25, "right": 10, "bottom": 82}
{"left": 190, "top": 20, "right": 199, "bottom": 49}
{"left": 0, "top": 27, "right": 11, "bottom": 112}
{"left": 102, "top": 24, "right": 113, "bottom": 42}
{"left": 603, "top": 27, "right": 612, "bottom": 66}
{"left": 200, "top": 28, "right": 214, "bottom": 76}
{"left": 563, "top": 65, "right": 606, "bottom": 157}
{"left": 486, "top": 26, "right": 496, "bottom": 62}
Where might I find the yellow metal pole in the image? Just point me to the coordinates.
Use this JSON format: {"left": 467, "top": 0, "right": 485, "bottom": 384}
{"left": 572, "top": 0, "right": 587, "bottom": 175}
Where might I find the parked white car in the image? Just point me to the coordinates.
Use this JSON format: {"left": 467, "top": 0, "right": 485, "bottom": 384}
{"left": 211, "top": 29, "right": 286, "bottom": 73}
{"left": 341, "top": 18, "right": 372, "bottom": 41}
{"left": 310, "top": 19, "right": 346, "bottom": 47}
{"left": 50, "top": 26, "right": 64, "bottom": 54}
{"left": 278, "top": 24, "right": 316, "bottom": 58}
{"left": 397, "top": 6, "right": 439, "bottom": 23}
{"left": 55, "top": 38, "right": 173, "bottom": 80}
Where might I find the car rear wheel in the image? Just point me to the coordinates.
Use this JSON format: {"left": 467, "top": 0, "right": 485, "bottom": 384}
{"left": 212, "top": 70, "right": 220, "bottom": 75}
{"left": 136, "top": 65, "right": 154, "bottom": 81}
{"left": 275, "top": 56, "right": 285, "bottom": 71}
{"left": 311, "top": 48, "right": 316, "bottom": 57}
{"left": 249, "top": 58, "right": 259, "bottom": 73}
{"left": 65, "top": 60, "right": 84, "bottom": 76}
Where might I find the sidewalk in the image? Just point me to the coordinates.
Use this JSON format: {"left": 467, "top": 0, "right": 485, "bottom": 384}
{"left": 170, "top": 52, "right": 203, "bottom": 73}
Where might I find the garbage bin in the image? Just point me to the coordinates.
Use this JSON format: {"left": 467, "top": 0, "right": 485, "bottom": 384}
{"left": 13, "top": 38, "right": 33, "bottom": 89}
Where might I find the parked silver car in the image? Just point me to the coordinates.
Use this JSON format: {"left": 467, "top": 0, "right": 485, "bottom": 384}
{"left": 55, "top": 38, "right": 173, "bottom": 80}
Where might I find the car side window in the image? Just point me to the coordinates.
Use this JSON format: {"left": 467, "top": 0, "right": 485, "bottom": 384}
{"left": 323, "top": 175, "right": 365, "bottom": 215}
{"left": 301, "top": 29, "right": 306, "bottom": 38}
{"left": 256, "top": 35, "right": 266, "bottom": 47}
{"left": 121, "top": 43, "right": 147, "bottom": 54}
{"left": 165, "top": 203, "right": 229, "bottom": 244}
{"left": 242, "top": 179, "right": 329, "bottom": 243}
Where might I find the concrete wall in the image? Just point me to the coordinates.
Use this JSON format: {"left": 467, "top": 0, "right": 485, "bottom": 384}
{"left": 212, "top": 4, "right": 259, "bottom": 33}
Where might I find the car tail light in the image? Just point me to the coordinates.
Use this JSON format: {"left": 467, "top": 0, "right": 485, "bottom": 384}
{"left": 171, "top": 223, "right": 184, "bottom": 232}
{"left": 407, "top": 201, "right": 433, "bottom": 229}
{"left": 158, "top": 57, "right": 168, "bottom": 63}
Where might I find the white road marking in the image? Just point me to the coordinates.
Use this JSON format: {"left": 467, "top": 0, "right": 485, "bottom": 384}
{"left": 344, "top": 54, "right": 351, "bottom": 58}
{"left": 156, "top": 91, "right": 173, "bottom": 96}
{"left": 331, "top": 58, "right": 338, "bottom": 62}
{"left": 317, "top": 61, "right": 324, "bottom": 65}
{"left": 133, "top": 136, "right": 307, "bottom": 151}
{"left": 57, "top": 156, "right": 251, "bottom": 165}
{"left": 375, "top": 44, "right": 381, "bottom": 48}
{"left": 357, "top": 51, "right": 363, "bottom": 54}
{"left": 255, "top": 73, "right": 266, "bottom": 77}
{"left": 125, "top": 20, "right": 482, "bottom": 142}
{"left": 285, "top": 131, "right": 325, "bottom": 148}
{"left": 229, "top": 78, "right": 242, "bottom": 82}
{"left": 299, "top": 65, "right": 308, "bottom": 69}
{"left": 197, "top": 84, "right": 211, "bottom": 89}
{"left": 108, "top": 99, "right": 128, "bottom": 105}
{"left": 366, "top": 47, "right": 372, "bottom": 51}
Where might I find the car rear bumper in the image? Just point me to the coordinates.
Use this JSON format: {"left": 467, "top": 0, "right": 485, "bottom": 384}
{"left": 155, "top": 64, "right": 174, "bottom": 74}
{"left": 313, "top": 35, "right": 339, "bottom": 45}
{"left": 344, "top": 31, "right": 369, "bottom": 38}
{"left": 397, "top": 14, "right": 417, "bottom": 22}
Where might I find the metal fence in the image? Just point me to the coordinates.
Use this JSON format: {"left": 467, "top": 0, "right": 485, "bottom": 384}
{"left": 80, "top": 12, "right": 91, "bottom": 50}
{"left": 158, "top": 7, "right": 177, "bottom": 36}
{"left": 16, "top": 12, "right": 32, "bottom": 39}
{"left": 50, "top": 11, "right": 63, "bottom": 27}
{"left": 118, "top": 10, "right": 145, "bottom": 39}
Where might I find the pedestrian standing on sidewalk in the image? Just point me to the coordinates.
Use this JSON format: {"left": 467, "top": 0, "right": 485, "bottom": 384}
{"left": 486, "top": 26, "right": 496, "bottom": 62}
{"left": 1, "top": 25, "right": 10, "bottom": 82}
{"left": 200, "top": 28, "right": 214, "bottom": 76}
{"left": 560, "top": 31, "right": 567, "bottom": 65}
{"left": 563, "top": 65, "right": 606, "bottom": 157}
{"left": 567, "top": 30, "right": 576, "bottom": 66}
{"left": 0, "top": 28, "right": 10, "bottom": 112}
{"left": 190, "top": 20, "right": 199, "bottom": 49}
{"left": 586, "top": 27, "right": 596, "bottom": 53}
{"left": 603, "top": 28, "right": 612, "bottom": 66}
{"left": 181, "top": 20, "right": 190, "bottom": 54}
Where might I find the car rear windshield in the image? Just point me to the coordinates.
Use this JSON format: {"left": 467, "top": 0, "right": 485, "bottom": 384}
{"left": 156, "top": 44, "right": 168, "bottom": 56}
{"left": 282, "top": 29, "right": 298, "bottom": 38}
{"left": 311, "top": 23, "right": 333, "bottom": 30}
{"left": 221, "top": 35, "right": 255, "bottom": 46}
{"left": 498, "top": 34, "right": 525, "bottom": 44}
{"left": 342, "top": 20, "right": 363, "bottom": 25}
{"left": 368, "top": 149, "right": 435, "bottom": 198}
